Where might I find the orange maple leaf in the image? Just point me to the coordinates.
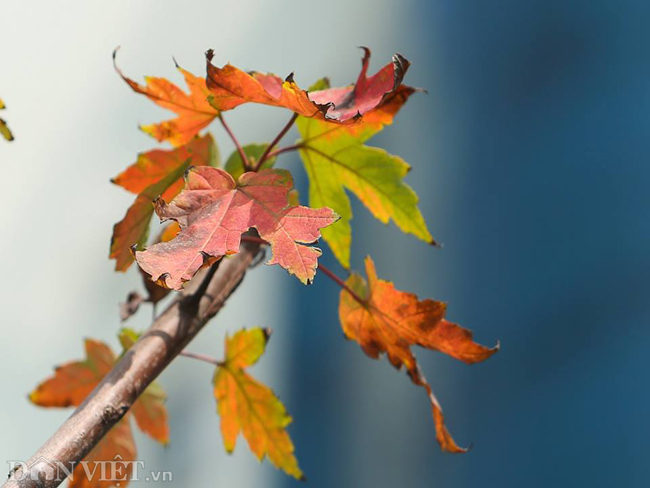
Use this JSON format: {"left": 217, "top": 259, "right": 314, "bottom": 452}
{"left": 213, "top": 328, "right": 303, "bottom": 479}
{"left": 114, "top": 49, "right": 219, "bottom": 147}
{"left": 110, "top": 134, "right": 218, "bottom": 271}
{"left": 135, "top": 166, "right": 339, "bottom": 289}
{"left": 339, "top": 256, "right": 499, "bottom": 453}
{"left": 205, "top": 47, "right": 410, "bottom": 124}
{"left": 30, "top": 337, "right": 169, "bottom": 488}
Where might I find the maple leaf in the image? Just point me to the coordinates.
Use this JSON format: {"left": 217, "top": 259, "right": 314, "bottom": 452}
{"left": 213, "top": 328, "right": 303, "bottom": 479}
{"left": 110, "top": 134, "right": 218, "bottom": 271}
{"left": 29, "top": 339, "right": 115, "bottom": 408}
{"left": 339, "top": 256, "right": 498, "bottom": 453}
{"left": 296, "top": 82, "right": 434, "bottom": 268}
{"left": 0, "top": 98, "right": 14, "bottom": 141}
{"left": 114, "top": 49, "right": 219, "bottom": 147}
{"left": 30, "top": 337, "right": 169, "bottom": 487}
{"left": 205, "top": 47, "right": 409, "bottom": 123}
{"left": 135, "top": 166, "right": 339, "bottom": 289}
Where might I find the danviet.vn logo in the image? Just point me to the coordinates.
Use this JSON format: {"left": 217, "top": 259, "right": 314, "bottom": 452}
{"left": 8, "top": 456, "right": 172, "bottom": 484}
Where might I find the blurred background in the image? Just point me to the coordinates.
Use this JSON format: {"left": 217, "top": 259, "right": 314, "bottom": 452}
{"left": 1, "top": 0, "right": 649, "bottom": 486}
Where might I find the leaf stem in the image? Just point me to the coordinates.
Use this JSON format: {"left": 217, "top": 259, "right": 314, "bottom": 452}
{"left": 317, "top": 264, "right": 366, "bottom": 305}
{"left": 218, "top": 114, "right": 250, "bottom": 172}
{"left": 180, "top": 350, "right": 223, "bottom": 367}
{"left": 239, "top": 235, "right": 366, "bottom": 305}
{"left": 255, "top": 113, "right": 299, "bottom": 171}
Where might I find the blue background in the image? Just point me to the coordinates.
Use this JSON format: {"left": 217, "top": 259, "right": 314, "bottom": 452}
{"left": 282, "top": 2, "right": 650, "bottom": 487}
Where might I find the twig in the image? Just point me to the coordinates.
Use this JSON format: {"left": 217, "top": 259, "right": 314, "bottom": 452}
{"left": 264, "top": 144, "right": 303, "bottom": 161}
{"left": 255, "top": 113, "right": 298, "bottom": 171}
{"left": 219, "top": 114, "right": 250, "bottom": 172}
{"left": 180, "top": 350, "right": 222, "bottom": 367}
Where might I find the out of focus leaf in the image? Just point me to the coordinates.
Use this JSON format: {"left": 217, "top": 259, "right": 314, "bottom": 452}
{"left": 131, "top": 381, "right": 169, "bottom": 445}
{"left": 29, "top": 340, "right": 114, "bottom": 408}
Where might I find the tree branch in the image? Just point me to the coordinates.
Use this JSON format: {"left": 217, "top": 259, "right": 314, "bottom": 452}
{"left": 4, "top": 239, "right": 261, "bottom": 488}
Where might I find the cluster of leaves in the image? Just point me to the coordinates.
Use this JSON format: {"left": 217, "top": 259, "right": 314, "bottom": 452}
{"left": 30, "top": 47, "right": 498, "bottom": 484}
{"left": 0, "top": 98, "right": 14, "bottom": 141}
{"left": 31, "top": 328, "right": 299, "bottom": 485}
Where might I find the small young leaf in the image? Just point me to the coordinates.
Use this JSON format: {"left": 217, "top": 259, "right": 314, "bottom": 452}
{"left": 213, "top": 328, "right": 303, "bottom": 479}
{"left": 110, "top": 134, "right": 218, "bottom": 271}
{"left": 135, "top": 166, "right": 339, "bottom": 289}
{"left": 224, "top": 143, "right": 276, "bottom": 180}
{"left": 118, "top": 327, "right": 141, "bottom": 350}
{"left": 339, "top": 256, "right": 498, "bottom": 452}
{"left": 114, "top": 50, "right": 220, "bottom": 147}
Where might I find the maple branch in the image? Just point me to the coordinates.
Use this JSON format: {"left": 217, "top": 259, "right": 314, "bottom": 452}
{"left": 4, "top": 239, "right": 261, "bottom": 488}
{"left": 218, "top": 114, "right": 250, "bottom": 172}
{"left": 255, "top": 113, "right": 298, "bottom": 171}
